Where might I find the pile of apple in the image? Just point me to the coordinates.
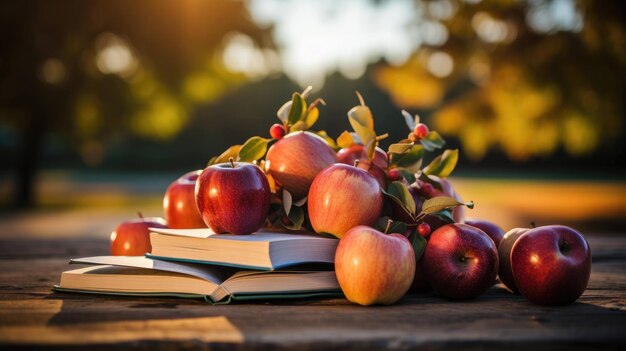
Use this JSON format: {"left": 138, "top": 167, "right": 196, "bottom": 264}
{"left": 110, "top": 87, "right": 591, "bottom": 307}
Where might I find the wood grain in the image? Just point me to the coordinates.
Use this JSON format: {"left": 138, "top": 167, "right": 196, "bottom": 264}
{"left": 0, "top": 234, "right": 624, "bottom": 350}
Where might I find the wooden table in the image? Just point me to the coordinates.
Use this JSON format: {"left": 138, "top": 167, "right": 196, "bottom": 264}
{"left": 1, "top": 235, "right": 625, "bottom": 350}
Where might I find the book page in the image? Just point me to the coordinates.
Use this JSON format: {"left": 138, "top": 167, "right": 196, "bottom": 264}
{"left": 70, "top": 256, "right": 235, "bottom": 285}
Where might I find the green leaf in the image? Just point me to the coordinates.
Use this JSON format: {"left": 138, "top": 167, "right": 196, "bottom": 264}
{"left": 384, "top": 181, "right": 417, "bottom": 215}
{"left": 238, "top": 137, "right": 268, "bottom": 162}
{"left": 304, "top": 106, "right": 319, "bottom": 128}
{"left": 421, "top": 196, "right": 474, "bottom": 216}
{"left": 410, "top": 230, "right": 427, "bottom": 261}
{"left": 290, "top": 121, "right": 308, "bottom": 132}
{"left": 348, "top": 105, "right": 376, "bottom": 147}
{"left": 388, "top": 142, "right": 413, "bottom": 154}
{"left": 287, "top": 93, "right": 306, "bottom": 125}
{"left": 213, "top": 145, "right": 241, "bottom": 164}
{"left": 374, "top": 217, "right": 407, "bottom": 235}
{"left": 390, "top": 144, "right": 424, "bottom": 171}
{"left": 401, "top": 110, "right": 416, "bottom": 131}
{"left": 337, "top": 131, "right": 355, "bottom": 148}
{"left": 284, "top": 206, "right": 305, "bottom": 231}
{"left": 424, "top": 149, "right": 459, "bottom": 178}
{"left": 276, "top": 100, "right": 291, "bottom": 123}
{"left": 420, "top": 131, "right": 445, "bottom": 151}
{"left": 282, "top": 189, "right": 293, "bottom": 216}
{"left": 397, "top": 168, "right": 416, "bottom": 184}
{"left": 429, "top": 210, "right": 455, "bottom": 224}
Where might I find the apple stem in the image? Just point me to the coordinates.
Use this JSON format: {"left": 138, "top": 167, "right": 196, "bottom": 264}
{"left": 384, "top": 219, "right": 393, "bottom": 234}
{"left": 530, "top": 221, "right": 537, "bottom": 228}
{"left": 137, "top": 211, "right": 144, "bottom": 221}
{"left": 229, "top": 157, "right": 236, "bottom": 168}
{"left": 354, "top": 160, "right": 360, "bottom": 168}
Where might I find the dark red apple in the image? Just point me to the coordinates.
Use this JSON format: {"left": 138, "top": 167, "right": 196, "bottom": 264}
{"left": 423, "top": 223, "right": 498, "bottom": 299}
{"left": 266, "top": 131, "right": 337, "bottom": 199}
{"left": 308, "top": 164, "right": 383, "bottom": 238}
{"left": 465, "top": 219, "right": 505, "bottom": 247}
{"left": 497, "top": 227, "right": 529, "bottom": 293}
{"left": 335, "top": 225, "right": 415, "bottom": 305}
{"left": 163, "top": 170, "right": 206, "bottom": 229}
{"left": 110, "top": 217, "right": 167, "bottom": 256}
{"left": 195, "top": 161, "right": 270, "bottom": 234}
{"left": 336, "top": 144, "right": 388, "bottom": 170}
{"left": 511, "top": 225, "right": 591, "bottom": 305}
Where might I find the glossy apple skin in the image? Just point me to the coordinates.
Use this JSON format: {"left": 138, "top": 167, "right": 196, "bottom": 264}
{"left": 497, "top": 228, "right": 529, "bottom": 292}
{"left": 465, "top": 219, "right": 505, "bottom": 247}
{"left": 423, "top": 223, "right": 499, "bottom": 299}
{"left": 110, "top": 217, "right": 167, "bottom": 256}
{"left": 511, "top": 225, "right": 591, "bottom": 305}
{"left": 337, "top": 145, "right": 388, "bottom": 170}
{"left": 195, "top": 162, "right": 270, "bottom": 234}
{"left": 335, "top": 225, "right": 415, "bottom": 305}
{"left": 163, "top": 170, "right": 206, "bottom": 229}
{"left": 308, "top": 164, "right": 384, "bottom": 238}
{"left": 266, "top": 131, "right": 337, "bottom": 199}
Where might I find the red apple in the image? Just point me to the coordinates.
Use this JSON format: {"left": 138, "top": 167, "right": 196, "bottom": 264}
{"left": 195, "top": 161, "right": 270, "bottom": 234}
{"left": 355, "top": 159, "right": 388, "bottom": 189}
{"left": 163, "top": 170, "right": 206, "bottom": 229}
{"left": 423, "top": 223, "right": 498, "bottom": 299}
{"left": 335, "top": 225, "right": 415, "bottom": 305}
{"left": 497, "top": 227, "right": 529, "bottom": 293}
{"left": 336, "top": 144, "right": 388, "bottom": 170}
{"left": 308, "top": 164, "right": 383, "bottom": 238}
{"left": 511, "top": 225, "right": 591, "bottom": 305}
{"left": 465, "top": 219, "right": 505, "bottom": 247}
{"left": 110, "top": 217, "right": 167, "bottom": 256}
{"left": 266, "top": 131, "right": 337, "bottom": 199}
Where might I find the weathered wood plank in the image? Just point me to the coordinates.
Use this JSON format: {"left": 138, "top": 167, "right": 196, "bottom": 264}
{"left": 0, "top": 235, "right": 624, "bottom": 350}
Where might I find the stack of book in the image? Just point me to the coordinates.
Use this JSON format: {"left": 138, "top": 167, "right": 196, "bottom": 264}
{"left": 54, "top": 228, "right": 342, "bottom": 304}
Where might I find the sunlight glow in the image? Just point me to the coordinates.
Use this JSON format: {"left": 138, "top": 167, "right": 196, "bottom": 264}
{"left": 95, "top": 33, "right": 138, "bottom": 78}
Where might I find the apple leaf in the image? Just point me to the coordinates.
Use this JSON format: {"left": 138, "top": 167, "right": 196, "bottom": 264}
{"left": 384, "top": 181, "right": 417, "bottom": 216}
{"left": 390, "top": 144, "right": 424, "bottom": 171}
{"left": 284, "top": 206, "right": 304, "bottom": 231}
{"left": 420, "top": 196, "right": 474, "bottom": 216}
{"left": 397, "top": 168, "right": 416, "bottom": 184}
{"left": 424, "top": 149, "right": 459, "bottom": 178}
{"left": 365, "top": 139, "right": 377, "bottom": 160}
{"left": 293, "top": 195, "right": 308, "bottom": 207}
{"left": 212, "top": 145, "right": 242, "bottom": 165}
{"left": 401, "top": 110, "right": 416, "bottom": 131}
{"left": 290, "top": 121, "right": 308, "bottom": 132}
{"left": 304, "top": 106, "right": 319, "bottom": 128}
{"left": 420, "top": 131, "right": 445, "bottom": 151}
{"left": 429, "top": 209, "right": 455, "bottom": 224}
{"left": 282, "top": 189, "right": 293, "bottom": 216}
{"left": 388, "top": 142, "right": 413, "bottom": 154}
{"left": 238, "top": 136, "right": 268, "bottom": 162}
{"left": 410, "top": 230, "right": 427, "bottom": 261}
{"left": 276, "top": 100, "right": 291, "bottom": 123}
{"left": 337, "top": 130, "right": 355, "bottom": 148}
{"left": 287, "top": 93, "right": 306, "bottom": 125}
{"left": 348, "top": 105, "right": 376, "bottom": 149}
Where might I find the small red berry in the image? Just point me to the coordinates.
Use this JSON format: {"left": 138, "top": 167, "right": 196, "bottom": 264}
{"left": 270, "top": 124, "right": 286, "bottom": 139}
{"left": 387, "top": 168, "right": 402, "bottom": 181}
{"left": 417, "top": 222, "right": 431, "bottom": 237}
{"left": 413, "top": 123, "right": 429, "bottom": 140}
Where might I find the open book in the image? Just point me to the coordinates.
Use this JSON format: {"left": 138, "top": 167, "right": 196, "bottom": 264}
{"left": 147, "top": 228, "right": 338, "bottom": 270}
{"left": 54, "top": 256, "right": 342, "bottom": 304}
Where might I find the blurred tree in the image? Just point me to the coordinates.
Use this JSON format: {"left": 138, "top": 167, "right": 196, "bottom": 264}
{"left": 375, "top": 0, "right": 625, "bottom": 161}
{"left": 0, "top": 0, "right": 270, "bottom": 208}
